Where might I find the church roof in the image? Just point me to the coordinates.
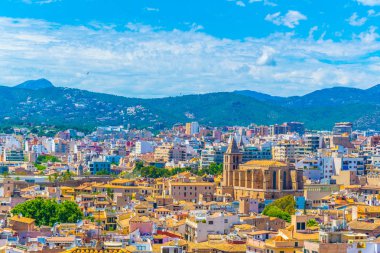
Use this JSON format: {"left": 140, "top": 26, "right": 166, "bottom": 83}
{"left": 226, "top": 136, "right": 240, "bottom": 154}
{"left": 242, "top": 160, "right": 287, "bottom": 167}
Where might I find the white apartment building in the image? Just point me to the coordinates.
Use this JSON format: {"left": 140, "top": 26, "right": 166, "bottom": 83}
{"left": 135, "top": 141, "right": 154, "bottom": 154}
{"left": 185, "top": 212, "right": 240, "bottom": 243}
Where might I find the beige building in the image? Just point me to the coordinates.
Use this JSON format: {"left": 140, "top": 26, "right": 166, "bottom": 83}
{"left": 240, "top": 215, "right": 285, "bottom": 231}
{"left": 272, "top": 143, "right": 296, "bottom": 163}
{"left": 2, "top": 178, "right": 14, "bottom": 198}
{"left": 169, "top": 182, "right": 215, "bottom": 202}
{"left": 9, "top": 216, "right": 35, "bottom": 232}
{"left": 219, "top": 138, "right": 304, "bottom": 200}
{"left": 304, "top": 231, "right": 372, "bottom": 253}
{"left": 154, "top": 143, "right": 186, "bottom": 163}
{"left": 304, "top": 184, "right": 340, "bottom": 208}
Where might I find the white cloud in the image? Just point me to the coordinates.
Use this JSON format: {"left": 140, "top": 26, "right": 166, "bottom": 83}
{"left": 22, "top": 0, "right": 60, "bottom": 4}
{"left": 265, "top": 10, "right": 307, "bottom": 28}
{"left": 308, "top": 26, "right": 318, "bottom": 40}
{"left": 144, "top": 7, "right": 160, "bottom": 12}
{"left": 189, "top": 23, "right": 204, "bottom": 32}
{"left": 256, "top": 46, "right": 276, "bottom": 66}
{"left": 248, "top": 0, "right": 277, "bottom": 6}
{"left": 236, "top": 1, "right": 246, "bottom": 7}
{"left": 357, "top": 26, "right": 379, "bottom": 43}
{"left": 263, "top": 0, "right": 277, "bottom": 6}
{"left": 126, "top": 23, "right": 153, "bottom": 33}
{"left": 347, "top": 13, "right": 367, "bottom": 26}
{"left": 368, "top": 9, "right": 380, "bottom": 17}
{"left": 0, "top": 17, "right": 380, "bottom": 97}
{"left": 356, "top": 0, "right": 380, "bottom": 6}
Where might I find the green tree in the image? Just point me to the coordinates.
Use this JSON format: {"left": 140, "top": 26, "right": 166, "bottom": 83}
{"left": 262, "top": 195, "right": 296, "bottom": 222}
{"left": 61, "top": 170, "right": 73, "bottom": 181}
{"left": 95, "top": 169, "right": 112, "bottom": 175}
{"left": 37, "top": 155, "right": 61, "bottom": 163}
{"left": 198, "top": 163, "right": 223, "bottom": 176}
{"left": 306, "top": 219, "right": 319, "bottom": 227}
{"left": 135, "top": 161, "right": 144, "bottom": 171}
{"left": 263, "top": 206, "right": 291, "bottom": 222}
{"left": 34, "top": 163, "right": 46, "bottom": 171}
{"left": 132, "top": 162, "right": 223, "bottom": 179}
{"left": 11, "top": 198, "right": 83, "bottom": 226}
{"left": 267, "top": 195, "right": 296, "bottom": 214}
{"left": 53, "top": 173, "right": 59, "bottom": 182}
{"left": 208, "top": 163, "right": 223, "bottom": 175}
{"left": 106, "top": 188, "right": 114, "bottom": 199}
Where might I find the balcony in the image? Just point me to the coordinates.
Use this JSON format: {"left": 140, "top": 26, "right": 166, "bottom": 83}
{"left": 246, "top": 238, "right": 265, "bottom": 249}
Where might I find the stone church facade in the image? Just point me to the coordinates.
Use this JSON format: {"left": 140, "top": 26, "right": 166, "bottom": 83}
{"left": 218, "top": 138, "right": 304, "bottom": 200}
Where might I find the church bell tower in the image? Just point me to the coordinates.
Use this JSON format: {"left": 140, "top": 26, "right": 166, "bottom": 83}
{"left": 223, "top": 137, "right": 242, "bottom": 187}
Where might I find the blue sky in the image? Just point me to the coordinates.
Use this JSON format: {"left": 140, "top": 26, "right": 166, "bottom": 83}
{"left": 0, "top": 0, "right": 380, "bottom": 97}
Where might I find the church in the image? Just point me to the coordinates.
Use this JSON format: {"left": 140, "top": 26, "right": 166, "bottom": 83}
{"left": 218, "top": 137, "right": 304, "bottom": 200}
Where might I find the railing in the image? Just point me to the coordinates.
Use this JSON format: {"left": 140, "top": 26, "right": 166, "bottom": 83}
{"left": 246, "top": 238, "right": 265, "bottom": 249}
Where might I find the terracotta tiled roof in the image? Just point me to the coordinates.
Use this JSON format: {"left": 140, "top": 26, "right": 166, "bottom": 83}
{"left": 10, "top": 216, "right": 35, "bottom": 224}
{"left": 349, "top": 221, "right": 380, "bottom": 231}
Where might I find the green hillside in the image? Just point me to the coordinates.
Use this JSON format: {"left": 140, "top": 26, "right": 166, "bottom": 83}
{"left": 1, "top": 80, "right": 380, "bottom": 130}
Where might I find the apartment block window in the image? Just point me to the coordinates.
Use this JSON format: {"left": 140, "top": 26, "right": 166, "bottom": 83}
{"left": 296, "top": 222, "right": 305, "bottom": 230}
{"left": 208, "top": 221, "right": 213, "bottom": 225}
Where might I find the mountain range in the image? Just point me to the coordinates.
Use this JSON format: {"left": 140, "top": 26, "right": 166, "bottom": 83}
{"left": 1, "top": 78, "right": 379, "bottom": 131}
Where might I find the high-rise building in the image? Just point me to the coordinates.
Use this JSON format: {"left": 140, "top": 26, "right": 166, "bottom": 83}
{"left": 333, "top": 122, "right": 353, "bottom": 136}
{"left": 88, "top": 161, "right": 111, "bottom": 175}
{"left": 285, "top": 122, "right": 305, "bottom": 136}
{"left": 200, "top": 145, "right": 227, "bottom": 168}
{"left": 272, "top": 143, "right": 296, "bottom": 163}
{"left": 212, "top": 129, "right": 222, "bottom": 141}
{"left": 3, "top": 150, "right": 24, "bottom": 162}
{"left": 241, "top": 145, "right": 272, "bottom": 163}
{"left": 304, "top": 134, "right": 321, "bottom": 152}
{"left": 185, "top": 122, "right": 200, "bottom": 135}
{"left": 154, "top": 143, "right": 187, "bottom": 163}
{"left": 269, "top": 124, "right": 289, "bottom": 136}
{"left": 255, "top": 125, "right": 270, "bottom": 136}
{"left": 135, "top": 141, "right": 154, "bottom": 154}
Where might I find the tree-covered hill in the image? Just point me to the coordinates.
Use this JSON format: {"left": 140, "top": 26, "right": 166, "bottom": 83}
{"left": 1, "top": 79, "right": 380, "bottom": 130}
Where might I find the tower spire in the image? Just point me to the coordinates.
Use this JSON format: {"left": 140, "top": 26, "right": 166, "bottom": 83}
{"left": 238, "top": 135, "right": 244, "bottom": 148}
{"left": 227, "top": 136, "right": 240, "bottom": 154}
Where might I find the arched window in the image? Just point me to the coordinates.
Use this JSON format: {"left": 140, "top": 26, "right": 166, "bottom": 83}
{"left": 272, "top": 171, "right": 277, "bottom": 190}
